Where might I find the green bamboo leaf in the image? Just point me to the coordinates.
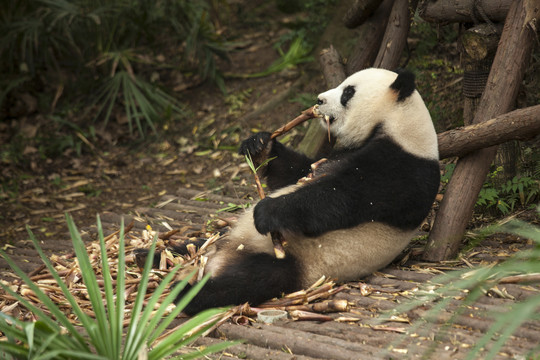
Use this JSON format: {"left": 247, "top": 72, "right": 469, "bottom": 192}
{"left": 0, "top": 245, "right": 88, "bottom": 350}
{"left": 113, "top": 217, "right": 127, "bottom": 358}
{"left": 138, "top": 264, "right": 185, "bottom": 339}
{"left": 149, "top": 274, "right": 212, "bottom": 342}
{"left": 149, "top": 308, "right": 227, "bottom": 360}
{"left": 65, "top": 214, "right": 111, "bottom": 355}
{"left": 123, "top": 264, "right": 185, "bottom": 357}
{"left": 123, "top": 233, "right": 159, "bottom": 359}
{"left": 96, "top": 215, "right": 121, "bottom": 358}
{"left": 485, "top": 295, "right": 540, "bottom": 359}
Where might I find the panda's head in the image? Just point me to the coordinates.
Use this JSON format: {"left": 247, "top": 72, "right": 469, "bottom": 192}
{"left": 316, "top": 68, "right": 438, "bottom": 160}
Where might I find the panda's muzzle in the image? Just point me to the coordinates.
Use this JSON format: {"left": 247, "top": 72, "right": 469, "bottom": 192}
{"left": 313, "top": 104, "right": 335, "bottom": 125}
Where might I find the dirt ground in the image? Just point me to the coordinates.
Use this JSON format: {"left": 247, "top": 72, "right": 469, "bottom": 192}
{"left": 0, "top": 2, "right": 325, "bottom": 248}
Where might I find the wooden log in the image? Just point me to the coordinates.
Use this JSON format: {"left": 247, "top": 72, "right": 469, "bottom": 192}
{"left": 195, "top": 336, "right": 320, "bottom": 360}
{"left": 343, "top": 0, "right": 384, "bottom": 28}
{"left": 216, "top": 323, "right": 378, "bottom": 360}
{"left": 346, "top": 0, "right": 393, "bottom": 74}
{"left": 419, "top": 0, "right": 512, "bottom": 23}
{"left": 373, "top": 0, "right": 418, "bottom": 69}
{"left": 460, "top": 24, "right": 501, "bottom": 63}
{"left": 297, "top": 47, "right": 344, "bottom": 158}
{"left": 424, "top": 0, "right": 538, "bottom": 262}
{"left": 437, "top": 105, "right": 540, "bottom": 159}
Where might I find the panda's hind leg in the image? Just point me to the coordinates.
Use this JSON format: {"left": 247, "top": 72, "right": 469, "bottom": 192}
{"left": 133, "top": 238, "right": 207, "bottom": 269}
{"left": 176, "top": 252, "right": 301, "bottom": 315}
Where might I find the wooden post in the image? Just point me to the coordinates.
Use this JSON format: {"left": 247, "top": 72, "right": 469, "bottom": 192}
{"left": 423, "top": 0, "right": 538, "bottom": 261}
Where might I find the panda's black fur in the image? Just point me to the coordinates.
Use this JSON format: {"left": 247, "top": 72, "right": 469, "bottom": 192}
{"left": 145, "top": 68, "right": 440, "bottom": 315}
{"left": 250, "top": 126, "right": 439, "bottom": 237}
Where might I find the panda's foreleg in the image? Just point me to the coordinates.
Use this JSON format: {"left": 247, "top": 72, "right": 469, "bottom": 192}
{"left": 264, "top": 140, "right": 315, "bottom": 191}
{"left": 239, "top": 132, "right": 315, "bottom": 191}
{"left": 175, "top": 252, "right": 301, "bottom": 315}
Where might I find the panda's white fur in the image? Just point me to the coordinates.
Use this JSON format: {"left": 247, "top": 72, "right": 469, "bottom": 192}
{"left": 207, "top": 185, "right": 414, "bottom": 287}
{"left": 317, "top": 68, "right": 438, "bottom": 160}
{"left": 168, "top": 68, "right": 440, "bottom": 314}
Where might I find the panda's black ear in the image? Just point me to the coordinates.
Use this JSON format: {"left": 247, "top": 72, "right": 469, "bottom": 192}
{"left": 390, "top": 69, "right": 416, "bottom": 102}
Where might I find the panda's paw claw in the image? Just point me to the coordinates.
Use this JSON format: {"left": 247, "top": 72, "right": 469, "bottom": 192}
{"left": 238, "top": 132, "right": 272, "bottom": 158}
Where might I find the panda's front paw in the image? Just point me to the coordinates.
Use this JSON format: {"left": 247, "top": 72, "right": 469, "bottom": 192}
{"left": 253, "top": 197, "right": 282, "bottom": 235}
{"left": 239, "top": 132, "right": 273, "bottom": 165}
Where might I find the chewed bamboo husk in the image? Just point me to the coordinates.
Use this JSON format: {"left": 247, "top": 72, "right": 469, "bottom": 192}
{"left": 0, "top": 225, "right": 347, "bottom": 336}
{"left": 0, "top": 224, "right": 221, "bottom": 328}
{"left": 231, "top": 276, "right": 348, "bottom": 323}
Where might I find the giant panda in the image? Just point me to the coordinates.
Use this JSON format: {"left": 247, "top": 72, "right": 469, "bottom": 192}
{"left": 161, "top": 68, "right": 440, "bottom": 315}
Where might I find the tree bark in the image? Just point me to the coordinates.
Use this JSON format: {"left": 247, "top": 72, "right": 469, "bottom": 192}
{"left": 319, "top": 46, "right": 348, "bottom": 88}
{"left": 424, "top": 0, "right": 538, "bottom": 262}
{"left": 297, "top": 46, "right": 345, "bottom": 158}
{"left": 437, "top": 105, "right": 540, "bottom": 159}
{"left": 346, "top": 0, "right": 393, "bottom": 75}
{"left": 373, "top": 0, "right": 418, "bottom": 69}
{"left": 343, "top": 0, "right": 385, "bottom": 28}
{"left": 419, "top": 0, "right": 512, "bottom": 23}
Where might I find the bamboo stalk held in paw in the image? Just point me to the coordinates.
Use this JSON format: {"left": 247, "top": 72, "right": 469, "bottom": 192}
{"left": 270, "top": 105, "right": 320, "bottom": 139}
{"left": 252, "top": 106, "right": 320, "bottom": 259}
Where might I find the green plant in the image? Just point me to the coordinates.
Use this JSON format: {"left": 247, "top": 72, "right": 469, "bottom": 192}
{"left": 0, "top": 215, "right": 234, "bottom": 359}
{"left": 216, "top": 202, "right": 247, "bottom": 213}
{"left": 276, "top": 0, "right": 337, "bottom": 48}
{"left": 476, "top": 173, "right": 539, "bottom": 215}
{"left": 440, "top": 163, "right": 455, "bottom": 184}
{"left": 386, "top": 217, "right": 540, "bottom": 359}
{"left": 1, "top": 0, "right": 229, "bottom": 136}
{"left": 289, "top": 93, "right": 318, "bottom": 109}
{"left": 228, "top": 36, "right": 313, "bottom": 79}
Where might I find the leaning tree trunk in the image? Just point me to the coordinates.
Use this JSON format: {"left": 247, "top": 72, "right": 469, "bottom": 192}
{"left": 373, "top": 0, "right": 418, "bottom": 69}
{"left": 346, "top": 0, "right": 393, "bottom": 74}
{"left": 343, "top": 0, "right": 385, "bottom": 28}
{"left": 301, "top": 0, "right": 418, "bottom": 158}
{"left": 423, "top": 0, "right": 538, "bottom": 261}
{"left": 297, "top": 47, "right": 345, "bottom": 157}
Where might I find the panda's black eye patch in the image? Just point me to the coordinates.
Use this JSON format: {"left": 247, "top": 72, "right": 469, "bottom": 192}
{"left": 340, "top": 85, "right": 355, "bottom": 107}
